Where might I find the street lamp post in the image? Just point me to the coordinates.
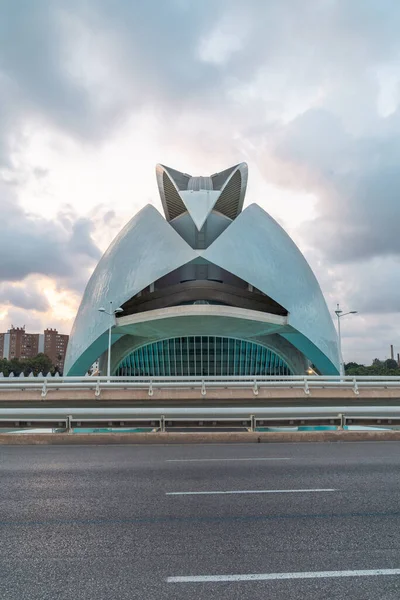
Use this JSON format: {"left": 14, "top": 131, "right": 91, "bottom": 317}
{"left": 98, "top": 301, "right": 123, "bottom": 380}
{"left": 334, "top": 303, "right": 358, "bottom": 377}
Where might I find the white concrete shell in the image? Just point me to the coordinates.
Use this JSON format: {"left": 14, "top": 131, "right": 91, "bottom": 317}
{"left": 65, "top": 164, "right": 340, "bottom": 375}
{"left": 203, "top": 204, "right": 340, "bottom": 374}
{"left": 64, "top": 205, "right": 197, "bottom": 375}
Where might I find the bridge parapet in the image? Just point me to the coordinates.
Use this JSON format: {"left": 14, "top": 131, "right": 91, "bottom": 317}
{"left": 0, "top": 376, "right": 399, "bottom": 407}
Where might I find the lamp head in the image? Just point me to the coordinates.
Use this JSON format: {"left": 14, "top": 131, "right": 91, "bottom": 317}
{"left": 114, "top": 307, "right": 123, "bottom": 314}
{"left": 98, "top": 307, "right": 106, "bottom": 313}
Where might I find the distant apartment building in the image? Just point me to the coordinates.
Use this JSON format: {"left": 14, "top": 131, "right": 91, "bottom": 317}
{"left": 0, "top": 327, "right": 39, "bottom": 360}
{"left": 0, "top": 326, "right": 69, "bottom": 372}
{"left": 43, "top": 328, "right": 69, "bottom": 372}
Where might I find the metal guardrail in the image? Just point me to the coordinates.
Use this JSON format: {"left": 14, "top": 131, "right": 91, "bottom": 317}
{"left": 0, "top": 375, "right": 400, "bottom": 397}
{"left": 2, "top": 406, "right": 400, "bottom": 431}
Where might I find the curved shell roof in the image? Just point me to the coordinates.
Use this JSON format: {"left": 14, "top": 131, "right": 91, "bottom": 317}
{"left": 64, "top": 164, "right": 340, "bottom": 375}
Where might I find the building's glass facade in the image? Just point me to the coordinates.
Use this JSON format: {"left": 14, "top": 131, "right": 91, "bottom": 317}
{"left": 115, "top": 336, "right": 292, "bottom": 377}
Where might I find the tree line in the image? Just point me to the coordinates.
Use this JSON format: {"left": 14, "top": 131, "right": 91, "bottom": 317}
{"left": 345, "top": 358, "right": 400, "bottom": 376}
{"left": 0, "top": 354, "right": 58, "bottom": 377}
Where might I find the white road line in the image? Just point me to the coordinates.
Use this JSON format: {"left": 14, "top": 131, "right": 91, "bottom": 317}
{"left": 167, "top": 568, "right": 400, "bottom": 583}
{"left": 166, "top": 458, "right": 291, "bottom": 462}
{"left": 166, "top": 488, "right": 336, "bottom": 496}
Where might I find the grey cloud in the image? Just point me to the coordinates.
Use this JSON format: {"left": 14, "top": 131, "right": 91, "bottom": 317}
{"left": 103, "top": 211, "right": 116, "bottom": 224}
{"left": 299, "top": 248, "right": 400, "bottom": 363}
{"left": 0, "top": 0, "right": 230, "bottom": 162}
{"left": 0, "top": 181, "right": 101, "bottom": 287}
{"left": 0, "top": 1, "right": 94, "bottom": 138}
{"left": 32, "top": 167, "right": 48, "bottom": 179}
{"left": 307, "top": 247, "right": 400, "bottom": 316}
{"left": 338, "top": 258, "right": 400, "bottom": 315}
{"left": 0, "top": 283, "right": 49, "bottom": 312}
{"left": 1, "top": 306, "right": 43, "bottom": 333}
{"left": 341, "top": 314, "right": 400, "bottom": 365}
{"left": 68, "top": 219, "right": 102, "bottom": 261}
{"left": 2, "top": 0, "right": 400, "bottom": 164}
{"left": 264, "top": 108, "right": 400, "bottom": 263}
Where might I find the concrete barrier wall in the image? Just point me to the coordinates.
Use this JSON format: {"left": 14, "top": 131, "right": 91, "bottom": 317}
{"left": 2, "top": 430, "right": 400, "bottom": 444}
{"left": 0, "top": 387, "right": 400, "bottom": 406}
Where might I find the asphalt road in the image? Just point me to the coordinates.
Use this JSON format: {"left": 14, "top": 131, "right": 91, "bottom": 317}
{"left": 1, "top": 441, "right": 400, "bottom": 599}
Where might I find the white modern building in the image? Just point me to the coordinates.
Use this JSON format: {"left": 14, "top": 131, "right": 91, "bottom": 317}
{"left": 64, "top": 163, "right": 340, "bottom": 376}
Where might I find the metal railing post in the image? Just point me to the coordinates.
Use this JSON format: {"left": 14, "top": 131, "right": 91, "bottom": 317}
{"left": 67, "top": 414, "right": 72, "bottom": 433}
{"left": 41, "top": 379, "right": 47, "bottom": 398}
{"left": 338, "top": 413, "right": 345, "bottom": 430}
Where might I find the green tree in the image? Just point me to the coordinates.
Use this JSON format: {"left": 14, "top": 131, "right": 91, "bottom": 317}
{"left": 344, "top": 362, "right": 361, "bottom": 371}
{"left": 0, "top": 353, "right": 55, "bottom": 376}
{"left": 384, "top": 358, "right": 398, "bottom": 371}
{"left": 372, "top": 358, "right": 384, "bottom": 368}
{"left": 345, "top": 358, "right": 400, "bottom": 376}
{"left": 28, "top": 353, "right": 54, "bottom": 376}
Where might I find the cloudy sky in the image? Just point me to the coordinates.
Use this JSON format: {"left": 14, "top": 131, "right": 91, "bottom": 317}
{"left": 1, "top": 0, "right": 400, "bottom": 364}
